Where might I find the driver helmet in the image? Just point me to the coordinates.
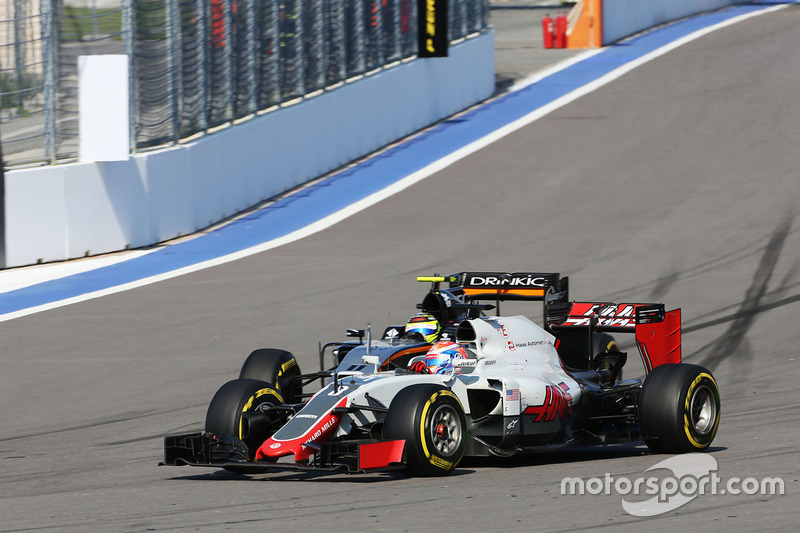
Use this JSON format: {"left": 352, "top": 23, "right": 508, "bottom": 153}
{"left": 404, "top": 313, "right": 441, "bottom": 342}
{"left": 425, "top": 341, "right": 468, "bottom": 374}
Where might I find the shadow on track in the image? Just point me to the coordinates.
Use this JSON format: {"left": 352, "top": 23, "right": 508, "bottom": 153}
{"left": 164, "top": 442, "right": 732, "bottom": 483}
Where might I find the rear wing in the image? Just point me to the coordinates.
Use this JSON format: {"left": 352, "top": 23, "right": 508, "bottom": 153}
{"left": 547, "top": 302, "right": 667, "bottom": 332}
{"left": 418, "top": 272, "right": 569, "bottom": 303}
{"left": 417, "top": 272, "right": 569, "bottom": 323}
{"left": 547, "top": 302, "right": 681, "bottom": 373}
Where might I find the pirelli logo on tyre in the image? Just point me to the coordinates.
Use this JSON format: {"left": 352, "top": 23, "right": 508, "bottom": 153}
{"left": 429, "top": 454, "right": 454, "bottom": 470}
{"left": 280, "top": 358, "right": 297, "bottom": 375}
{"left": 418, "top": 0, "right": 448, "bottom": 57}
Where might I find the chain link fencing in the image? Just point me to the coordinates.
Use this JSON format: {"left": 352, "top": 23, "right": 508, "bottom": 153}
{"left": 0, "top": 0, "right": 489, "bottom": 168}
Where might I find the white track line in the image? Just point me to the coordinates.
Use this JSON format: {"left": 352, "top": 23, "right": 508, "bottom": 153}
{"left": 0, "top": 3, "right": 787, "bottom": 323}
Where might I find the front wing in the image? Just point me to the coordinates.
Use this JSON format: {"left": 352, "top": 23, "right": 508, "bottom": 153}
{"left": 162, "top": 432, "right": 407, "bottom": 474}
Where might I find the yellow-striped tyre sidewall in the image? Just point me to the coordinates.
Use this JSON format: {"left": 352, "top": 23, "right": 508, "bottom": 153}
{"left": 682, "top": 372, "right": 720, "bottom": 450}
{"left": 640, "top": 363, "right": 721, "bottom": 454}
{"left": 419, "top": 389, "right": 465, "bottom": 472}
{"left": 383, "top": 384, "right": 467, "bottom": 476}
{"left": 205, "top": 379, "right": 284, "bottom": 461}
{"left": 239, "top": 386, "right": 284, "bottom": 440}
{"left": 239, "top": 349, "right": 301, "bottom": 403}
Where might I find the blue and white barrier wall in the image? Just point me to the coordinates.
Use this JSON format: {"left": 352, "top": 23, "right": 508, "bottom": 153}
{"left": 2, "top": 30, "right": 495, "bottom": 268}
{"left": 602, "top": 0, "right": 745, "bottom": 44}
{"left": 569, "top": 0, "right": 746, "bottom": 47}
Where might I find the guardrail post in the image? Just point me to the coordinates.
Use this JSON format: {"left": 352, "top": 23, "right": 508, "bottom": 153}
{"left": 261, "top": 0, "right": 280, "bottom": 107}
{"left": 122, "top": 0, "right": 136, "bottom": 153}
{"left": 222, "top": 0, "right": 234, "bottom": 121}
{"left": 244, "top": 0, "right": 258, "bottom": 115}
{"left": 166, "top": 0, "right": 181, "bottom": 142}
{"left": 325, "top": 0, "right": 345, "bottom": 86}
{"left": 295, "top": 0, "right": 307, "bottom": 97}
{"left": 41, "top": 0, "right": 57, "bottom": 164}
{"left": 347, "top": 0, "right": 366, "bottom": 77}
{"left": 196, "top": 0, "right": 209, "bottom": 131}
{"left": 12, "top": 0, "right": 25, "bottom": 109}
{"left": 0, "top": 133, "right": 5, "bottom": 268}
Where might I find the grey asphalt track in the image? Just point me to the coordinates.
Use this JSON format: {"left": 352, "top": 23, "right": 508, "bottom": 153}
{"left": 2, "top": 6, "right": 800, "bottom": 532}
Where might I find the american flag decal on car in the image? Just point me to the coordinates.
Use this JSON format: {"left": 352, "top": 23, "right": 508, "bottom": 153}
{"left": 505, "top": 388, "right": 520, "bottom": 402}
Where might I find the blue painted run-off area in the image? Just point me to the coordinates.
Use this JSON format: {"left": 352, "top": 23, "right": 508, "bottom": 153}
{"left": 0, "top": 2, "right": 780, "bottom": 316}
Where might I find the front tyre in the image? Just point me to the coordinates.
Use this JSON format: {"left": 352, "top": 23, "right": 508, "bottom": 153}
{"left": 205, "top": 378, "right": 284, "bottom": 461}
{"left": 639, "top": 363, "right": 720, "bottom": 453}
{"left": 239, "top": 348, "right": 302, "bottom": 403}
{"left": 383, "top": 384, "right": 467, "bottom": 477}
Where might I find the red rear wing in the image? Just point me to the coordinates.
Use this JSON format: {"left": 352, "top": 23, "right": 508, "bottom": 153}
{"left": 548, "top": 301, "right": 682, "bottom": 372}
{"left": 554, "top": 302, "right": 661, "bottom": 331}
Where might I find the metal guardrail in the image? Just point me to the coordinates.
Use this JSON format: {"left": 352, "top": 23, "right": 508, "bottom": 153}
{"left": 0, "top": 0, "right": 489, "bottom": 168}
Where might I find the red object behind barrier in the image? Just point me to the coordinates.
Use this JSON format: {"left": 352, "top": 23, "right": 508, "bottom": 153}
{"left": 555, "top": 15, "right": 568, "bottom": 49}
{"left": 542, "top": 16, "right": 554, "bottom": 49}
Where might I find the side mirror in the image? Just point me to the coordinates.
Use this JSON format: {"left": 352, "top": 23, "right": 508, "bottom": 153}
{"left": 346, "top": 329, "right": 365, "bottom": 342}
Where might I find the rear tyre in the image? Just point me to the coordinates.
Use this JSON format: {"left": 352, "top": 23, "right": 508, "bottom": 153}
{"left": 239, "top": 348, "right": 302, "bottom": 403}
{"left": 639, "top": 363, "right": 720, "bottom": 453}
{"left": 592, "top": 333, "right": 624, "bottom": 383}
{"left": 205, "top": 378, "right": 284, "bottom": 462}
{"left": 383, "top": 384, "right": 467, "bottom": 477}
{"left": 593, "top": 332, "right": 618, "bottom": 356}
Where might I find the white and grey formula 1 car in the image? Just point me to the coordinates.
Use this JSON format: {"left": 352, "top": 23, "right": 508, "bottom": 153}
{"left": 162, "top": 272, "right": 721, "bottom": 477}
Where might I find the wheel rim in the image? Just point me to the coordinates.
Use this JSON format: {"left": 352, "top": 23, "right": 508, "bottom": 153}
{"left": 429, "top": 403, "right": 462, "bottom": 457}
{"left": 689, "top": 384, "right": 717, "bottom": 436}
